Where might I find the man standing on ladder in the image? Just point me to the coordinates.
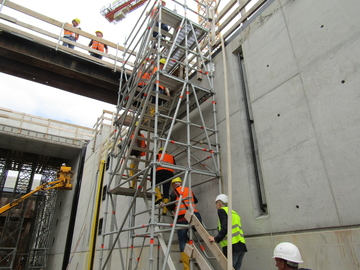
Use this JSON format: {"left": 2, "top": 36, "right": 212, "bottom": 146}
{"left": 151, "top": 147, "right": 175, "bottom": 214}
{"left": 167, "top": 177, "right": 202, "bottom": 270}
{"left": 128, "top": 122, "right": 147, "bottom": 188}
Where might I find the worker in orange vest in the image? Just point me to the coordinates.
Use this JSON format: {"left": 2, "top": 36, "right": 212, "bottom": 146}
{"left": 167, "top": 177, "right": 202, "bottom": 270}
{"left": 88, "top": 31, "right": 108, "bottom": 59}
{"left": 132, "top": 61, "right": 151, "bottom": 107}
{"left": 63, "top": 18, "right": 81, "bottom": 49}
{"left": 128, "top": 122, "right": 147, "bottom": 188}
{"left": 150, "top": 58, "right": 170, "bottom": 116}
{"left": 150, "top": 1, "right": 169, "bottom": 39}
{"left": 151, "top": 147, "right": 175, "bottom": 214}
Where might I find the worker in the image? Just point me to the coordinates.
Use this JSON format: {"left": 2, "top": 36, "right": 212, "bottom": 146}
{"left": 132, "top": 61, "right": 151, "bottom": 108}
{"left": 149, "top": 1, "right": 169, "bottom": 39}
{"left": 150, "top": 58, "right": 170, "bottom": 116}
{"left": 209, "top": 194, "right": 247, "bottom": 270}
{"left": 63, "top": 18, "right": 81, "bottom": 49}
{"left": 88, "top": 31, "right": 108, "bottom": 59}
{"left": 167, "top": 177, "right": 202, "bottom": 270}
{"left": 128, "top": 122, "right": 147, "bottom": 188}
{"left": 151, "top": 147, "right": 175, "bottom": 214}
{"left": 272, "top": 242, "right": 311, "bottom": 270}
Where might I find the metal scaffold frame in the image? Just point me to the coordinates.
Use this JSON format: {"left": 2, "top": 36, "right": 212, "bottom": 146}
{"left": 0, "top": 152, "right": 64, "bottom": 270}
{"left": 101, "top": 1, "right": 221, "bottom": 269}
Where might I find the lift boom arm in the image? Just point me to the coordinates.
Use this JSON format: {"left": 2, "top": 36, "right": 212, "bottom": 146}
{"left": 0, "top": 166, "right": 73, "bottom": 214}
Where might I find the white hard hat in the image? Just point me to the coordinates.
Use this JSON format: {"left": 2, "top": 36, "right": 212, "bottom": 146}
{"left": 272, "top": 242, "right": 303, "bottom": 264}
{"left": 215, "top": 194, "right": 228, "bottom": 203}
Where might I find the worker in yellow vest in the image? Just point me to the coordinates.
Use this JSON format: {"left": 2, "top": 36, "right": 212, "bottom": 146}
{"left": 63, "top": 18, "right": 81, "bottom": 49}
{"left": 88, "top": 31, "right": 108, "bottom": 59}
{"left": 209, "top": 194, "right": 247, "bottom": 270}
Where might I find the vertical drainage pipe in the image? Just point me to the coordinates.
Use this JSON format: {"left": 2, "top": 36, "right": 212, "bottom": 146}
{"left": 220, "top": 34, "right": 233, "bottom": 270}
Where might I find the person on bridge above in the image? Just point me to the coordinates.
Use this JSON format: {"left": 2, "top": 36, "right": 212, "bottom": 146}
{"left": 88, "top": 31, "right": 108, "bottom": 60}
{"left": 151, "top": 147, "right": 176, "bottom": 215}
{"left": 63, "top": 18, "right": 81, "bottom": 49}
{"left": 128, "top": 122, "right": 147, "bottom": 189}
{"left": 167, "top": 177, "right": 202, "bottom": 270}
{"left": 209, "top": 194, "right": 247, "bottom": 270}
{"left": 272, "top": 242, "right": 312, "bottom": 270}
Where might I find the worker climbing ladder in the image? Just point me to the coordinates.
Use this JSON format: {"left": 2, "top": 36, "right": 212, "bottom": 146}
{"left": 100, "top": 1, "right": 225, "bottom": 269}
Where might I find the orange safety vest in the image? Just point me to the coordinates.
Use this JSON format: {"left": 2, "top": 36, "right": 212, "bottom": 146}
{"left": 130, "top": 132, "right": 147, "bottom": 156}
{"left": 151, "top": 66, "right": 165, "bottom": 90}
{"left": 138, "top": 71, "right": 151, "bottom": 87}
{"left": 174, "top": 187, "right": 198, "bottom": 216}
{"left": 63, "top": 23, "right": 79, "bottom": 40}
{"left": 91, "top": 40, "right": 105, "bottom": 52}
{"left": 156, "top": 153, "right": 175, "bottom": 172}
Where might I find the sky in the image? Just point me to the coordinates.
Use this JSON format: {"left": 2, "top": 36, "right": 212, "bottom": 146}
{"left": 0, "top": 0, "right": 228, "bottom": 128}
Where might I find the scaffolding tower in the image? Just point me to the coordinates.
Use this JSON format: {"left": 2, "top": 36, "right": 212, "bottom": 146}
{"left": 101, "top": 1, "right": 223, "bottom": 269}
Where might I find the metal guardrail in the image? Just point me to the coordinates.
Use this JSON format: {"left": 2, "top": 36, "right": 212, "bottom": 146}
{"left": 0, "top": 107, "right": 94, "bottom": 144}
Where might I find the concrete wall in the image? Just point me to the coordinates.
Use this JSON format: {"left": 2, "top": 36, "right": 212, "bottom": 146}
{"left": 200, "top": 0, "right": 360, "bottom": 269}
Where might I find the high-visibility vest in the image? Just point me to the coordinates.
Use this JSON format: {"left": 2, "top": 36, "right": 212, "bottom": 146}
{"left": 130, "top": 132, "right": 147, "bottom": 156}
{"left": 63, "top": 23, "right": 79, "bottom": 40}
{"left": 138, "top": 71, "right": 151, "bottom": 87}
{"left": 174, "top": 187, "right": 198, "bottom": 216}
{"left": 218, "top": 207, "right": 246, "bottom": 248}
{"left": 91, "top": 40, "right": 105, "bottom": 52}
{"left": 152, "top": 66, "right": 165, "bottom": 90}
{"left": 156, "top": 153, "right": 175, "bottom": 173}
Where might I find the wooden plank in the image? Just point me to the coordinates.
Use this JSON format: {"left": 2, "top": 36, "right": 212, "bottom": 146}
{"left": 184, "top": 244, "right": 213, "bottom": 270}
{"left": 216, "top": 0, "right": 251, "bottom": 34}
{"left": 185, "top": 211, "right": 234, "bottom": 270}
{"left": 214, "top": 0, "right": 268, "bottom": 47}
{"left": 154, "top": 226, "right": 176, "bottom": 270}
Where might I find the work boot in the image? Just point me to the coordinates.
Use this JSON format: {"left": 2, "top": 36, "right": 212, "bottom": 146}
{"left": 155, "top": 187, "right": 163, "bottom": 204}
{"left": 162, "top": 198, "right": 169, "bottom": 215}
{"left": 129, "top": 163, "right": 136, "bottom": 188}
{"left": 180, "top": 252, "right": 190, "bottom": 270}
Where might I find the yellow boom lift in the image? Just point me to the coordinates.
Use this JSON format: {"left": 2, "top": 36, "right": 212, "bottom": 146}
{"left": 0, "top": 164, "right": 74, "bottom": 214}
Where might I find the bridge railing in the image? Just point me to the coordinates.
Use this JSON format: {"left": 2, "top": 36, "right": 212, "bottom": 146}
{"left": 0, "top": 107, "right": 94, "bottom": 143}
{"left": 0, "top": 0, "right": 135, "bottom": 72}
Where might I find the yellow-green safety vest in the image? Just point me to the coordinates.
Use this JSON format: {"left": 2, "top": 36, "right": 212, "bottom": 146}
{"left": 218, "top": 207, "right": 246, "bottom": 248}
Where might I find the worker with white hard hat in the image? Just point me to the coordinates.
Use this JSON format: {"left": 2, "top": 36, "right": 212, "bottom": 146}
{"left": 209, "top": 194, "right": 247, "bottom": 270}
{"left": 273, "top": 242, "right": 311, "bottom": 270}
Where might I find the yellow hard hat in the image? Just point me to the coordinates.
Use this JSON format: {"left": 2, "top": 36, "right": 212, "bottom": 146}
{"left": 159, "top": 58, "right": 166, "bottom": 64}
{"left": 73, "top": 18, "right": 80, "bottom": 24}
{"left": 95, "top": 30, "right": 103, "bottom": 35}
{"left": 135, "top": 121, "right": 139, "bottom": 127}
{"left": 171, "top": 177, "right": 182, "bottom": 184}
{"left": 158, "top": 147, "right": 164, "bottom": 153}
